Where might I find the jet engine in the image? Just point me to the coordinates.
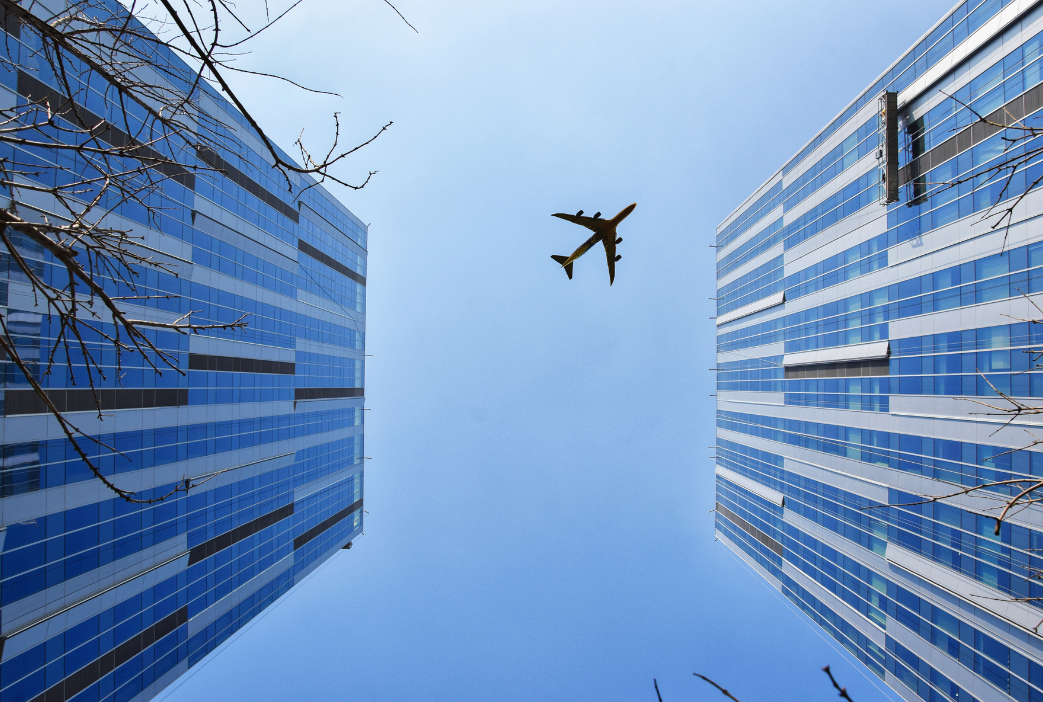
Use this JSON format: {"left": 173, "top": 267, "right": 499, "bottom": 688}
{"left": 614, "top": 254, "right": 622, "bottom": 261}
{"left": 593, "top": 212, "right": 601, "bottom": 219}
{"left": 576, "top": 210, "right": 584, "bottom": 216}
{"left": 615, "top": 237, "right": 622, "bottom": 244}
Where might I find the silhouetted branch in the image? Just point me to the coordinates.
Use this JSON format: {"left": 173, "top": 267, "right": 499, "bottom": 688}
{"left": 822, "top": 666, "right": 854, "bottom": 701}
{"left": 654, "top": 667, "right": 853, "bottom": 700}
{"left": 861, "top": 476, "right": 1043, "bottom": 535}
{"left": 693, "top": 673, "right": 743, "bottom": 702}
{"left": 914, "top": 91, "right": 1043, "bottom": 249}
{"left": 0, "top": 0, "right": 404, "bottom": 502}
{"left": 383, "top": 0, "right": 418, "bottom": 32}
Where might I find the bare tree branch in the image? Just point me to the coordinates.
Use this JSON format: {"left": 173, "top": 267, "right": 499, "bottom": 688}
{"left": 907, "top": 90, "right": 1043, "bottom": 250}
{"left": 0, "top": 0, "right": 399, "bottom": 502}
{"left": 383, "top": 0, "right": 418, "bottom": 33}
{"left": 822, "top": 666, "right": 855, "bottom": 702}
{"left": 693, "top": 673, "right": 743, "bottom": 702}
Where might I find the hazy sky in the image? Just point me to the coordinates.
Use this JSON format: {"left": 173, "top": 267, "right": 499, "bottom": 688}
{"left": 155, "top": 1, "right": 957, "bottom": 700}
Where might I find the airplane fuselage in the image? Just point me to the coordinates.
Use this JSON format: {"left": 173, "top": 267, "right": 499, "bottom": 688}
{"left": 563, "top": 230, "right": 605, "bottom": 267}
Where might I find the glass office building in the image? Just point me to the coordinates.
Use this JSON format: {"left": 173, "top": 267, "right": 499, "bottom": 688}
{"left": 715, "top": 2, "right": 1043, "bottom": 701}
{"left": 0, "top": 4, "right": 366, "bottom": 702}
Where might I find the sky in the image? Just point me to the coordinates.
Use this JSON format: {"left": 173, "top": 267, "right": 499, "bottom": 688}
{"left": 154, "top": 1, "right": 959, "bottom": 700}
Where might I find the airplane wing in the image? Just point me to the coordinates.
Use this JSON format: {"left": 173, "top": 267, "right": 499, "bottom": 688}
{"left": 602, "top": 237, "right": 616, "bottom": 286}
{"left": 552, "top": 213, "right": 603, "bottom": 232}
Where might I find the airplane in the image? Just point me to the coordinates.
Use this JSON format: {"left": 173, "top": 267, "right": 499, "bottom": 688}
{"left": 550, "top": 203, "right": 636, "bottom": 285}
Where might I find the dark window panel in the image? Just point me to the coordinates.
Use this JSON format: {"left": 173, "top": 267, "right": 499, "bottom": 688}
{"left": 293, "top": 387, "right": 364, "bottom": 401}
{"left": 188, "top": 354, "right": 295, "bottom": 375}
{"left": 293, "top": 499, "right": 363, "bottom": 551}
{"left": 187, "top": 503, "right": 295, "bottom": 566}
{"left": 4, "top": 389, "right": 188, "bottom": 416}
{"left": 297, "top": 239, "right": 366, "bottom": 286}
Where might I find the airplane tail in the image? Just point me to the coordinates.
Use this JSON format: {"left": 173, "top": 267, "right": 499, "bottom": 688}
{"left": 551, "top": 255, "right": 574, "bottom": 280}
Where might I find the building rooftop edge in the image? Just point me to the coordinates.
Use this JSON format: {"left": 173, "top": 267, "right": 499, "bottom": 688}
{"left": 715, "top": 0, "right": 967, "bottom": 232}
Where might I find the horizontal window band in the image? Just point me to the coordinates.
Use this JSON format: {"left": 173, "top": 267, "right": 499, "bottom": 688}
{"left": 294, "top": 387, "right": 364, "bottom": 401}
{"left": 188, "top": 353, "right": 295, "bottom": 375}
{"left": 900, "top": 82, "right": 1043, "bottom": 188}
{"left": 195, "top": 145, "right": 299, "bottom": 223}
{"left": 297, "top": 239, "right": 366, "bottom": 286}
{"left": 715, "top": 502, "right": 783, "bottom": 557}
{"left": 783, "top": 359, "right": 889, "bottom": 379}
{"left": 4, "top": 388, "right": 189, "bottom": 416}
{"left": 719, "top": 243, "right": 1043, "bottom": 354}
{"left": 16, "top": 71, "right": 195, "bottom": 189}
{"left": 187, "top": 503, "right": 295, "bottom": 566}
{"left": 0, "top": 550, "right": 188, "bottom": 646}
{"left": 294, "top": 499, "right": 363, "bottom": 551}
{"left": 885, "top": 543, "right": 1043, "bottom": 636}
{"left": 28, "top": 606, "right": 188, "bottom": 702}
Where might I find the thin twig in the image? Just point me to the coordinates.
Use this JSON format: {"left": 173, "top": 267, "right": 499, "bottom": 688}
{"left": 822, "top": 666, "right": 854, "bottom": 702}
{"left": 383, "top": 0, "right": 418, "bottom": 32}
{"left": 693, "top": 673, "right": 743, "bottom": 702}
{"left": 0, "top": 0, "right": 386, "bottom": 502}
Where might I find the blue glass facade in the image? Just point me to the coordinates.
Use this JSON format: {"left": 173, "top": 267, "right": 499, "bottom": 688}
{"left": 0, "top": 4, "right": 366, "bottom": 702}
{"left": 716, "top": 2, "right": 1043, "bottom": 701}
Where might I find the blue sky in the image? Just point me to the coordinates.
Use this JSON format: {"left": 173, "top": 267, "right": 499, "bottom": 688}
{"left": 156, "top": 1, "right": 957, "bottom": 700}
